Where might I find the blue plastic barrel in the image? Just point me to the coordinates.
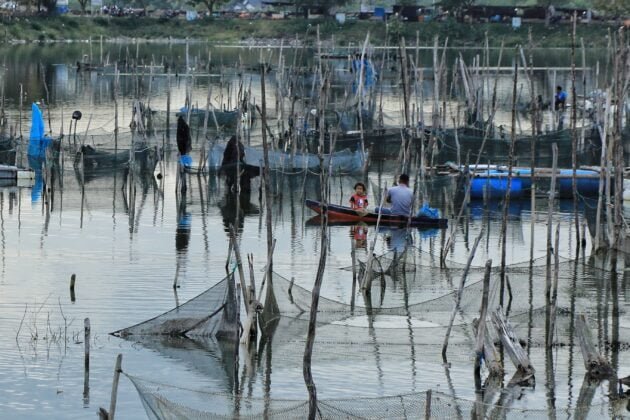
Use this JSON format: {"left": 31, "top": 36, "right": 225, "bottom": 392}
{"left": 512, "top": 169, "right": 532, "bottom": 190}
{"left": 557, "top": 169, "right": 600, "bottom": 197}
{"left": 470, "top": 172, "right": 523, "bottom": 200}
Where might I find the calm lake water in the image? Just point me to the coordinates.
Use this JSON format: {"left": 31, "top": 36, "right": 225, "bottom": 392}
{"left": 0, "top": 43, "right": 628, "bottom": 419}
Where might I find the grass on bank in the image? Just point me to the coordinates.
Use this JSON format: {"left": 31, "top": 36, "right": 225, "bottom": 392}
{"left": 0, "top": 15, "right": 619, "bottom": 47}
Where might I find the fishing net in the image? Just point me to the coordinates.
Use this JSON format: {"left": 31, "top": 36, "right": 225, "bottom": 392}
{"left": 111, "top": 273, "right": 239, "bottom": 340}
{"left": 126, "top": 373, "right": 615, "bottom": 420}
{"left": 117, "top": 256, "right": 630, "bottom": 419}
{"left": 207, "top": 143, "right": 366, "bottom": 175}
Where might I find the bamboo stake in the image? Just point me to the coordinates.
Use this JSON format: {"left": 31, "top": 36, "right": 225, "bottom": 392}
{"left": 492, "top": 309, "right": 535, "bottom": 377}
{"left": 499, "top": 54, "right": 518, "bottom": 307}
{"left": 304, "top": 38, "right": 331, "bottom": 418}
{"left": 228, "top": 224, "right": 248, "bottom": 316}
{"left": 522, "top": 36, "right": 538, "bottom": 262}
{"left": 576, "top": 314, "right": 613, "bottom": 378}
{"left": 70, "top": 274, "right": 76, "bottom": 302}
{"left": 361, "top": 183, "right": 387, "bottom": 291}
{"left": 547, "top": 224, "right": 560, "bottom": 347}
{"left": 260, "top": 60, "right": 274, "bottom": 283}
{"left": 83, "top": 317, "right": 90, "bottom": 404}
{"left": 442, "top": 228, "right": 484, "bottom": 361}
{"left": 593, "top": 90, "right": 611, "bottom": 250}
{"left": 570, "top": 13, "right": 581, "bottom": 250}
{"left": 108, "top": 354, "right": 122, "bottom": 420}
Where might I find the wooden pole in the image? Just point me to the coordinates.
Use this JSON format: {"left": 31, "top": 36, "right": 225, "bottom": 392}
{"left": 576, "top": 314, "right": 613, "bottom": 378}
{"left": 570, "top": 12, "right": 581, "bottom": 250}
{"left": 83, "top": 318, "right": 90, "bottom": 404}
{"left": 361, "top": 183, "right": 387, "bottom": 291}
{"left": 545, "top": 143, "right": 558, "bottom": 348}
{"left": 442, "top": 228, "right": 484, "bottom": 361}
{"left": 260, "top": 60, "right": 274, "bottom": 284}
{"left": 228, "top": 225, "right": 249, "bottom": 316}
{"left": 70, "top": 274, "right": 76, "bottom": 302}
{"left": 108, "top": 354, "right": 123, "bottom": 420}
{"left": 492, "top": 309, "right": 535, "bottom": 378}
{"left": 548, "top": 224, "right": 560, "bottom": 347}
{"left": 499, "top": 54, "right": 518, "bottom": 307}
{"left": 474, "top": 259, "right": 502, "bottom": 382}
{"left": 304, "top": 35, "right": 333, "bottom": 419}
{"left": 425, "top": 389, "right": 432, "bottom": 420}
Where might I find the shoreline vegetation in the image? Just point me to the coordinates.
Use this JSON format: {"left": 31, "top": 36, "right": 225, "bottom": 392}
{"left": 0, "top": 16, "right": 622, "bottom": 47}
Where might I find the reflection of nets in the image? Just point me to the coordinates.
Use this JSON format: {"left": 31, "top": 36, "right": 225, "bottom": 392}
{"left": 345, "top": 246, "right": 577, "bottom": 274}
{"left": 111, "top": 273, "right": 238, "bottom": 340}
{"left": 127, "top": 373, "right": 610, "bottom": 420}
{"left": 309, "top": 252, "right": 623, "bottom": 330}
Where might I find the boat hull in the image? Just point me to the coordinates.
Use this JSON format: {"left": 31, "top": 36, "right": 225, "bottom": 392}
{"left": 305, "top": 199, "right": 447, "bottom": 228}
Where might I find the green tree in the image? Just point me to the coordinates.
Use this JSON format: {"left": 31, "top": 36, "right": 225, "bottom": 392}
{"left": 438, "top": 0, "right": 475, "bottom": 21}
{"left": 186, "top": 0, "right": 227, "bottom": 15}
{"left": 593, "top": 0, "right": 630, "bottom": 18}
{"left": 76, "top": 0, "right": 89, "bottom": 14}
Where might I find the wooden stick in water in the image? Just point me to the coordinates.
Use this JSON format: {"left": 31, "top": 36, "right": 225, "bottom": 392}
{"left": 442, "top": 228, "right": 484, "bottom": 361}
{"left": 547, "top": 223, "right": 560, "bottom": 347}
{"left": 108, "top": 354, "right": 123, "bottom": 420}
{"left": 576, "top": 314, "right": 613, "bottom": 378}
{"left": 545, "top": 143, "right": 558, "bottom": 338}
{"left": 241, "top": 254, "right": 258, "bottom": 346}
{"left": 499, "top": 54, "right": 519, "bottom": 307}
{"left": 260, "top": 60, "right": 274, "bottom": 283}
{"left": 228, "top": 225, "right": 249, "bottom": 315}
{"left": 474, "top": 259, "right": 502, "bottom": 382}
{"left": 70, "top": 274, "right": 76, "bottom": 302}
{"left": 83, "top": 317, "right": 90, "bottom": 404}
{"left": 361, "top": 183, "right": 387, "bottom": 291}
{"left": 492, "top": 309, "right": 535, "bottom": 379}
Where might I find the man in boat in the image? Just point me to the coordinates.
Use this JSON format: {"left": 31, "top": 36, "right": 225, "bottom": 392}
{"left": 375, "top": 174, "right": 414, "bottom": 217}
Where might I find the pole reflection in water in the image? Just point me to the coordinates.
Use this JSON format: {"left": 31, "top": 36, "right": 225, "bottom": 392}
{"left": 174, "top": 189, "right": 191, "bottom": 293}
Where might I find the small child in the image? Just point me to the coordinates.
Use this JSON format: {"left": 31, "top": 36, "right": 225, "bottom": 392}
{"left": 349, "top": 182, "right": 368, "bottom": 211}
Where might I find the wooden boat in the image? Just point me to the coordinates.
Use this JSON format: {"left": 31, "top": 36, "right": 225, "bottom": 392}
{"left": 437, "top": 125, "right": 602, "bottom": 166}
{"left": 0, "top": 136, "right": 16, "bottom": 165}
{"left": 302, "top": 127, "right": 428, "bottom": 157}
{"left": 177, "top": 105, "right": 256, "bottom": 129}
{"left": 74, "top": 144, "right": 159, "bottom": 174}
{"left": 305, "top": 199, "right": 448, "bottom": 228}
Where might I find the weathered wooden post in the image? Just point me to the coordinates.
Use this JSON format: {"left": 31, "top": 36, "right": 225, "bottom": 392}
{"left": 70, "top": 274, "right": 76, "bottom": 302}
{"left": 576, "top": 314, "right": 613, "bottom": 378}
{"left": 83, "top": 318, "right": 90, "bottom": 404}
{"left": 109, "top": 354, "right": 123, "bottom": 419}
{"left": 443, "top": 229, "right": 484, "bottom": 361}
{"left": 425, "top": 389, "right": 432, "bottom": 420}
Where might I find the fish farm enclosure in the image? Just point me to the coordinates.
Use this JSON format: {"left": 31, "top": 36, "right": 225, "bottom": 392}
{"left": 0, "top": 28, "right": 629, "bottom": 419}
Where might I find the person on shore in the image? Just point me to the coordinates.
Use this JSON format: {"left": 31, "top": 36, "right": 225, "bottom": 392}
{"left": 349, "top": 182, "right": 368, "bottom": 214}
{"left": 554, "top": 86, "right": 567, "bottom": 111}
{"left": 375, "top": 174, "right": 413, "bottom": 216}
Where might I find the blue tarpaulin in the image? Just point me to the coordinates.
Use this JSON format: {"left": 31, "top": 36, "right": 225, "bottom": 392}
{"left": 416, "top": 203, "right": 440, "bottom": 219}
{"left": 28, "top": 103, "right": 51, "bottom": 160}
